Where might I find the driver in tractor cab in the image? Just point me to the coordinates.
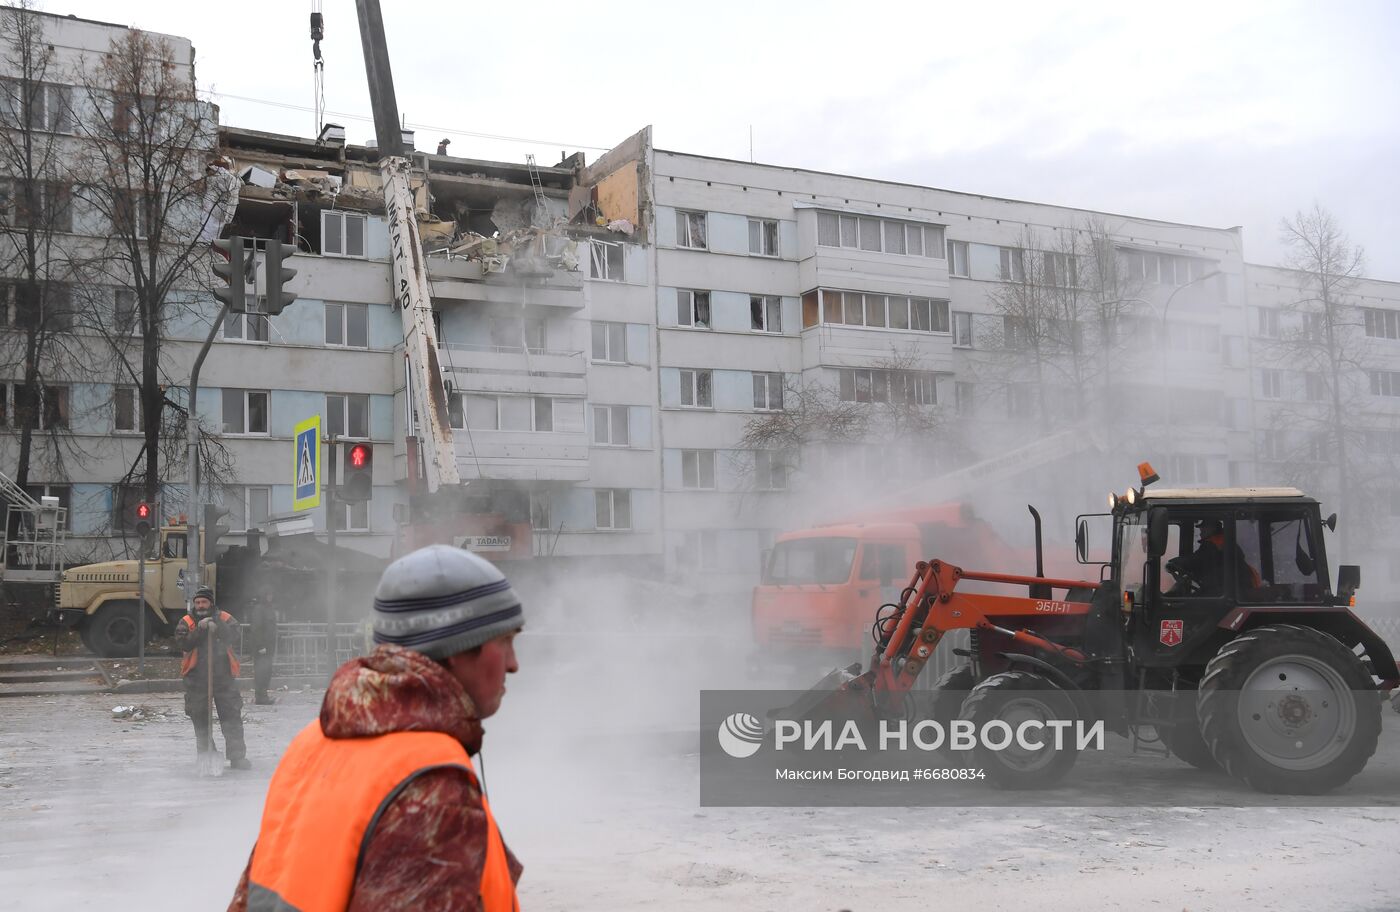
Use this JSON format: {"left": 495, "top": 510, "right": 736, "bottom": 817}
{"left": 1166, "top": 519, "right": 1259, "bottom": 597}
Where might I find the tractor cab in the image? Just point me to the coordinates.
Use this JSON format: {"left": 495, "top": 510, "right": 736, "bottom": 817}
{"left": 1113, "top": 487, "right": 1339, "bottom": 668}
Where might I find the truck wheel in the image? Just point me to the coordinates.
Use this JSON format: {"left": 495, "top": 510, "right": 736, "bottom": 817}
{"left": 1198, "top": 624, "right": 1382, "bottom": 794}
{"left": 958, "top": 670, "right": 1079, "bottom": 790}
{"left": 83, "top": 601, "right": 144, "bottom": 658}
{"left": 929, "top": 665, "right": 976, "bottom": 751}
{"left": 1157, "top": 720, "right": 1219, "bottom": 772}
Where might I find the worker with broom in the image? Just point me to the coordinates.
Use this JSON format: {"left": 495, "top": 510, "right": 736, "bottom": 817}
{"left": 226, "top": 545, "right": 523, "bottom": 911}
{"left": 174, "top": 586, "right": 250, "bottom": 771}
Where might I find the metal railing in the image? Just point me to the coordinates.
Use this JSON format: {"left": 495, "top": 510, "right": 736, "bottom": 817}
{"left": 237, "top": 622, "right": 368, "bottom": 679}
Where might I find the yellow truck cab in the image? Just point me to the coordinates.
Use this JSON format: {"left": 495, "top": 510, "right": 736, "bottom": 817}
{"left": 50, "top": 524, "right": 217, "bottom": 657}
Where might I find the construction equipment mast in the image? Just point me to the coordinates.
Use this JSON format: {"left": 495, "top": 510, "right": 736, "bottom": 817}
{"left": 354, "top": 0, "right": 459, "bottom": 493}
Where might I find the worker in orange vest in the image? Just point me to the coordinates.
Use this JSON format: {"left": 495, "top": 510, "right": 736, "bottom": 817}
{"left": 175, "top": 586, "right": 249, "bottom": 770}
{"left": 227, "top": 545, "right": 524, "bottom": 911}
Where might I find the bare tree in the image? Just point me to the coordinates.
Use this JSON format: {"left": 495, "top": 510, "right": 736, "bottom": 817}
{"left": 68, "top": 28, "right": 229, "bottom": 505}
{"left": 0, "top": 3, "right": 89, "bottom": 491}
{"left": 1266, "top": 204, "right": 1372, "bottom": 553}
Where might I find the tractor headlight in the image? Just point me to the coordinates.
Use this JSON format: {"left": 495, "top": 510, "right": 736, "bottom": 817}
{"left": 1125, "top": 488, "right": 1138, "bottom": 506}
{"left": 1108, "top": 492, "right": 1119, "bottom": 509}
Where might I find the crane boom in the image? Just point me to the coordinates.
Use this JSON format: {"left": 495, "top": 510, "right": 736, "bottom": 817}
{"left": 354, "top": 0, "right": 459, "bottom": 491}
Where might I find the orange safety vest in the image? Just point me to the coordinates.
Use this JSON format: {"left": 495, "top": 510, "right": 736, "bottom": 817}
{"left": 178, "top": 611, "right": 241, "bottom": 678}
{"left": 246, "top": 722, "right": 518, "bottom": 912}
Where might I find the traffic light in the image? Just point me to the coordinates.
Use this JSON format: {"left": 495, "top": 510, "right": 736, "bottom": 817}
{"left": 341, "top": 441, "right": 373, "bottom": 502}
{"left": 211, "top": 237, "right": 254, "bottom": 312}
{"left": 134, "top": 501, "right": 153, "bottom": 540}
{"left": 264, "top": 241, "right": 298, "bottom": 315}
{"left": 202, "top": 503, "right": 230, "bottom": 563}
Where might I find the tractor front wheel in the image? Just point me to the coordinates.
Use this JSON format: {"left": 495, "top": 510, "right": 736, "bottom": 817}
{"left": 930, "top": 664, "right": 976, "bottom": 752}
{"left": 1198, "top": 624, "right": 1381, "bottom": 794}
{"left": 958, "top": 670, "right": 1079, "bottom": 790}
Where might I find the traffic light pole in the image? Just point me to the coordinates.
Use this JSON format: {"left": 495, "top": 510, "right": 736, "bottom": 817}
{"left": 326, "top": 435, "right": 338, "bottom": 681}
{"left": 185, "top": 301, "right": 230, "bottom": 609}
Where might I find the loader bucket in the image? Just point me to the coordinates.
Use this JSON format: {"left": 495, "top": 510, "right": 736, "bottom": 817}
{"left": 767, "top": 662, "right": 880, "bottom": 727}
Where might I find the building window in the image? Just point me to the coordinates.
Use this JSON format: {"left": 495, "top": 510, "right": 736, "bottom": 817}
{"left": 222, "top": 389, "right": 269, "bottom": 435}
{"left": 333, "top": 500, "right": 369, "bottom": 532}
{"left": 838, "top": 369, "right": 936, "bottom": 405}
{"left": 677, "top": 289, "right": 711, "bottom": 328}
{"left": 114, "top": 386, "right": 142, "bottom": 432}
{"left": 533, "top": 396, "right": 553, "bottom": 432}
{"left": 1370, "top": 370, "right": 1400, "bottom": 398}
{"left": 1259, "top": 368, "right": 1283, "bottom": 400}
{"left": 1169, "top": 454, "right": 1210, "bottom": 485}
{"left": 14, "top": 383, "right": 68, "bottom": 429}
{"left": 750, "top": 295, "right": 781, "bottom": 333}
{"left": 676, "top": 210, "right": 707, "bottom": 249}
{"left": 1304, "top": 372, "right": 1327, "bottom": 402}
{"left": 752, "top": 372, "right": 784, "bottom": 411}
{"left": 953, "top": 311, "right": 973, "bottom": 348}
{"left": 450, "top": 394, "right": 499, "bottom": 431}
{"left": 1363, "top": 307, "right": 1400, "bottom": 340}
{"left": 998, "top": 247, "right": 1025, "bottom": 282}
{"left": 589, "top": 240, "right": 624, "bottom": 281}
{"left": 1256, "top": 308, "right": 1279, "bottom": 338}
{"left": 955, "top": 381, "right": 977, "bottom": 416}
{"left": 222, "top": 303, "right": 270, "bottom": 342}
{"left": 592, "top": 405, "right": 630, "bottom": 446}
{"left": 325, "top": 302, "right": 369, "bottom": 348}
{"left": 748, "top": 218, "right": 778, "bottom": 257}
{"left": 679, "top": 369, "right": 712, "bottom": 408}
{"left": 1, "top": 82, "right": 74, "bottom": 133}
{"left": 595, "top": 489, "right": 631, "bottom": 530}
{"left": 322, "top": 210, "right": 367, "bottom": 258}
{"left": 326, "top": 393, "right": 370, "bottom": 439}
{"left": 947, "top": 240, "right": 969, "bottom": 277}
{"left": 530, "top": 491, "right": 552, "bottom": 532}
{"left": 815, "top": 211, "right": 943, "bottom": 258}
{"left": 1044, "top": 252, "right": 1078, "bottom": 287}
{"left": 114, "top": 287, "right": 138, "bottom": 335}
{"left": 678, "top": 530, "right": 720, "bottom": 571}
{"left": 754, "top": 451, "right": 788, "bottom": 490}
{"left": 1260, "top": 429, "right": 1284, "bottom": 461}
{"left": 235, "top": 485, "right": 271, "bottom": 532}
{"left": 681, "top": 449, "right": 716, "bottom": 489}
{"left": 591, "top": 321, "right": 627, "bottom": 362}
{"left": 817, "top": 289, "right": 949, "bottom": 333}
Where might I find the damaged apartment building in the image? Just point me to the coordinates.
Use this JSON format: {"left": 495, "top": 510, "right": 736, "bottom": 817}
{"left": 213, "top": 124, "right": 661, "bottom": 572}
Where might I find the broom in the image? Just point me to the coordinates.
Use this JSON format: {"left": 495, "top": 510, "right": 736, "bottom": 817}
{"left": 196, "top": 618, "right": 225, "bottom": 778}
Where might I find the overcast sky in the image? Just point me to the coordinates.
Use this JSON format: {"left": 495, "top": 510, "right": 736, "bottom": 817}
{"left": 51, "top": 0, "right": 1400, "bottom": 278}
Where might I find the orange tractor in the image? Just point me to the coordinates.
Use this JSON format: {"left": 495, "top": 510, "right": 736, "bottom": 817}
{"left": 797, "top": 463, "right": 1399, "bottom": 794}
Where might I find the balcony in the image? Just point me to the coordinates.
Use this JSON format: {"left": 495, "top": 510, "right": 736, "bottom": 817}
{"left": 439, "top": 343, "right": 587, "bottom": 397}
{"left": 427, "top": 254, "right": 584, "bottom": 309}
{"left": 800, "top": 324, "right": 954, "bottom": 373}
{"left": 455, "top": 430, "right": 590, "bottom": 482}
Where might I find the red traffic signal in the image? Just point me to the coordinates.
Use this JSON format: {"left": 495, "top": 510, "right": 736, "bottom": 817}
{"left": 136, "top": 502, "right": 151, "bottom": 520}
{"left": 349, "top": 443, "right": 369, "bottom": 469}
{"left": 341, "top": 441, "right": 373, "bottom": 503}
{"left": 134, "top": 501, "right": 154, "bottom": 539}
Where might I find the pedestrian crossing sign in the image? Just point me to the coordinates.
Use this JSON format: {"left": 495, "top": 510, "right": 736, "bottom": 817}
{"left": 293, "top": 416, "right": 321, "bottom": 511}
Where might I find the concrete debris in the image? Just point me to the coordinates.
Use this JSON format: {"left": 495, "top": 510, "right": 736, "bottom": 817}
{"left": 240, "top": 165, "right": 278, "bottom": 189}
{"left": 606, "top": 218, "right": 635, "bottom": 236}
{"left": 110, "top": 703, "right": 171, "bottom": 722}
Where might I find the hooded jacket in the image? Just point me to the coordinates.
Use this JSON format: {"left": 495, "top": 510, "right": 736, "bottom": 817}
{"left": 228, "top": 645, "right": 522, "bottom": 912}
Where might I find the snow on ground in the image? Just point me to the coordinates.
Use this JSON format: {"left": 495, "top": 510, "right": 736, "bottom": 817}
{"left": 2, "top": 634, "right": 1400, "bottom": 911}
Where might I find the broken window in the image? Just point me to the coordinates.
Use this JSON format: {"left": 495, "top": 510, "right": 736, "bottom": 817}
{"left": 750, "top": 295, "right": 781, "bottom": 333}
{"left": 677, "top": 289, "right": 711, "bottom": 328}
{"left": 676, "top": 210, "right": 707, "bottom": 249}
{"left": 530, "top": 491, "right": 552, "bottom": 532}
{"left": 114, "top": 386, "right": 142, "bottom": 432}
{"left": 589, "top": 240, "right": 624, "bottom": 281}
{"left": 322, "top": 210, "right": 367, "bottom": 258}
{"left": 595, "top": 489, "right": 631, "bottom": 530}
{"left": 15, "top": 383, "right": 68, "bottom": 430}
{"left": 748, "top": 219, "right": 778, "bottom": 256}
{"left": 681, "top": 450, "right": 716, "bottom": 489}
{"left": 679, "top": 369, "right": 712, "bottom": 408}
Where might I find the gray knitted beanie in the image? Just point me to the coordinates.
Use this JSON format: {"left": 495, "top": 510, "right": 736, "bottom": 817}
{"left": 372, "top": 545, "right": 524, "bottom": 659}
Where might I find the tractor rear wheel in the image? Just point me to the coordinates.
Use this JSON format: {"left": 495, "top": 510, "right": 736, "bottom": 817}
{"left": 1198, "top": 624, "right": 1381, "bottom": 794}
{"left": 83, "top": 601, "right": 143, "bottom": 658}
{"left": 1157, "top": 719, "right": 1219, "bottom": 772}
{"left": 958, "top": 670, "right": 1079, "bottom": 790}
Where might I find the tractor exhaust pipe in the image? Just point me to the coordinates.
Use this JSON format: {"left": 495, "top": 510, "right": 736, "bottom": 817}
{"left": 1028, "top": 505, "right": 1051, "bottom": 600}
